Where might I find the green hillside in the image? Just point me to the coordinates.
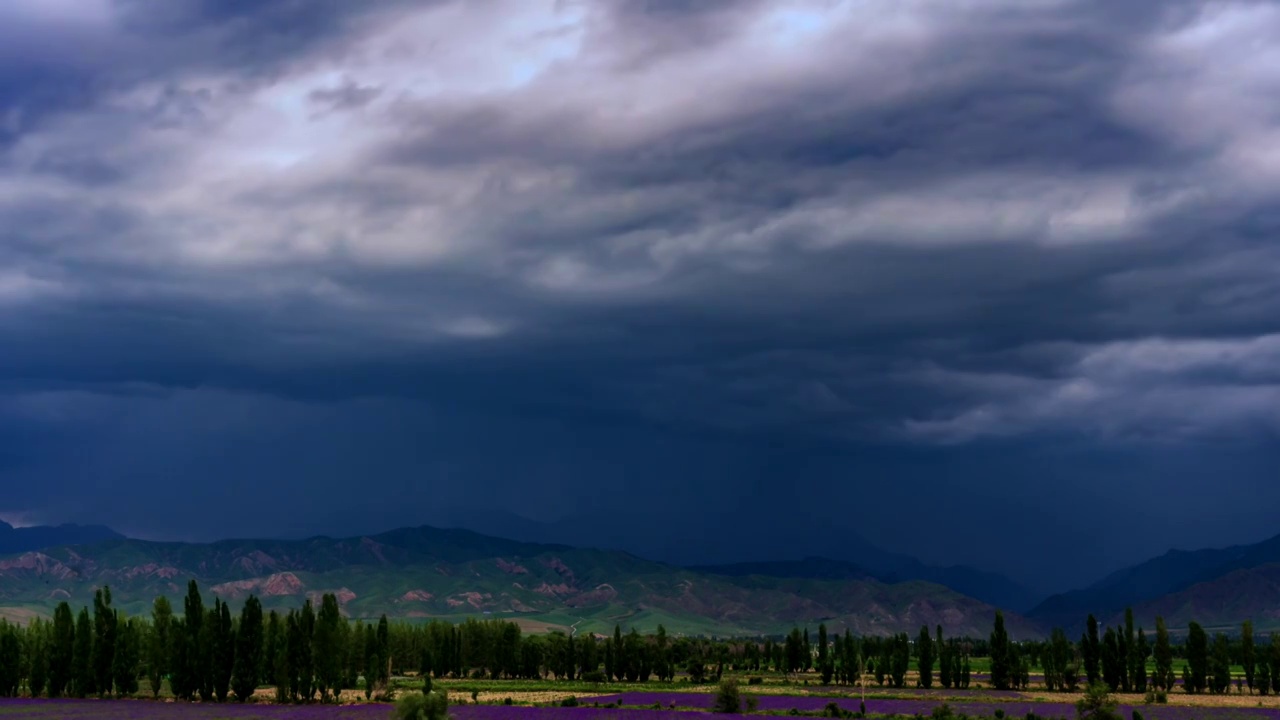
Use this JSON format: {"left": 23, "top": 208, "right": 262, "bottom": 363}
{"left": 0, "top": 525, "right": 1037, "bottom": 637}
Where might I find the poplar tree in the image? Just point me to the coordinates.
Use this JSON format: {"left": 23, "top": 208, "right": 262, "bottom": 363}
{"left": 1132, "top": 628, "right": 1148, "bottom": 693}
{"left": 182, "top": 580, "right": 206, "bottom": 701}
{"left": 1153, "top": 617, "right": 1173, "bottom": 690}
{"left": 314, "top": 593, "right": 344, "bottom": 700}
{"left": 1120, "top": 608, "right": 1134, "bottom": 692}
{"left": 0, "top": 622, "right": 20, "bottom": 697}
{"left": 937, "top": 627, "right": 951, "bottom": 689}
{"left": 1185, "top": 622, "right": 1208, "bottom": 694}
{"left": 112, "top": 617, "right": 140, "bottom": 696}
{"left": 917, "top": 625, "right": 934, "bottom": 689}
{"left": 362, "top": 622, "right": 377, "bottom": 699}
{"left": 209, "top": 599, "right": 235, "bottom": 702}
{"left": 233, "top": 595, "right": 264, "bottom": 702}
{"left": 1083, "top": 615, "right": 1101, "bottom": 685}
{"left": 990, "top": 611, "right": 1011, "bottom": 690}
{"left": 92, "top": 586, "right": 116, "bottom": 696}
{"left": 148, "top": 597, "right": 172, "bottom": 698}
{"left": 1270, "top": 633, "right": 1280, "bottom": 696}
{"left": 1101, "top": 627, "right": 1121, "bottom": 691}
{"left": 72, "top": 607, "right": 93, "bottom": 698}
{"left": 29, "top": 618, "right": 49, "bottom": 698}
{"left": 818, "top": 625, "right": 829, "bottom": 670}
{"left": 49, "top": 602, "right": 74, "bottom": 698}
{"left": 376, "top": 614, "right": 390, "bottom": 687}
{"left": 1243, "top": 621, "right": 1256, "bottom": 693}
{"left": 1210, "top": 633, "right": 1231, "bottom": 694}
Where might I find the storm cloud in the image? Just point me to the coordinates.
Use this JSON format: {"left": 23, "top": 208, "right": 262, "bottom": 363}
{"left": 2, "top": 0, "right": 1278, "bottom": 592}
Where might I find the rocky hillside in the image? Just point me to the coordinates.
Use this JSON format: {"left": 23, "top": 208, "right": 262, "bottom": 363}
{"left": 0, "top": 525, "right": 1037, "bottom": 638}
{"left": 1117, "top": 564, "right": 1280, "bottom": 632}
{"left": 1030, "top": 532, "right": 1280, "bottom": 631}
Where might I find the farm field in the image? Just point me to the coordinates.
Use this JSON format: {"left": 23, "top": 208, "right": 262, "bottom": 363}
{"left": 9, "top": 689, "right": 1280, "bottom": 720}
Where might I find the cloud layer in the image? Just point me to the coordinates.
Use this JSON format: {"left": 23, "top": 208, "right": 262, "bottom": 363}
{"left": 2, "top": 0, "right": 1278, "bottom": 586}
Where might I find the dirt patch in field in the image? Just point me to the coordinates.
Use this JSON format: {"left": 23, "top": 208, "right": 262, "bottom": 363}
{"left": 471, "top": 691, "right": 607, "bottom": 704}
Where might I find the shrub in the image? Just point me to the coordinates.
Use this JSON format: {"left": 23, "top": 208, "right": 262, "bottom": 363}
{"left": 1077, "top": 682, "right": 1122, "bottom": 720}
{"left": 560, "top": 697, "right": 579, "bottom": 707}
{"left": 747, "top": 697, "right": 760, "bottom": 713}
{"left": 1143, "top": 691, "right": 1155, "bottom": 705}
{"left": 1132, "top": 711, "right": 1144, "bottom": 720}
{"left": 713, "top": 678, "right": 742, "bottom": 714}
{"left": 748, "top": 676, "right": 764, "bottom": 686}
{"left": 581, "top": 670, "right": 607, "bottom": 684}
{"left": 1155, "top": 691, "right": 1168, "bottom": 704}
{"left": 504, "top": 698, "right": 513, "bottom": 706}
{"left": 824, "top": 701, "right": 843, "bottom": 718}
{"left": 393, "top": 690, "right": 449, "bottom": 720}
{"left": 995, "top": 710, "right": 1005, "bottom": 719}
{"left": 931, "top": 704, "right": 955, "bottom": 720}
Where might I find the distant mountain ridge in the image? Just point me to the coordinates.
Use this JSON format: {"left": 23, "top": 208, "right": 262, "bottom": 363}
{"left": 428, "top": 508, "right": 1041, "bottom": 612}
{"left": 0, "top": 523, "right": 1038, "bottom": 638}
{"left": 1029, "top": 532, "right": 1280, "bottom": 630}
{"left": 0, "top": 520, "right": 122, "bottom": 555}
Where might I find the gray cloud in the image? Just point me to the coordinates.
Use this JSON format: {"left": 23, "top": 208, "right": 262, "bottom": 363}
{"left": 1, "top": 0, "right": 1278, "bottom": 586}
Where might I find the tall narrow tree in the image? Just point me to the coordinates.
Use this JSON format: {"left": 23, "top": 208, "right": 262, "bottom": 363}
{"left": 1083, "top": 615, "right": 1101, "bottom": 686}
{"left": 1210, "top": 633, "right": 1231, "bottom": 694}
{"left": 1153, "top": 617, "right": 1173, "bottom": 691}
{"left": 1133, "top": 628, "right": 1148, "bottom": 693}
{"left": 314, "top": 593, "right": 344, "bottom": 700}
{"left": 49, "top": 602, "right": 74, "bottom": 698}
{"left": 1243, "top": 621, "right": 1256, "bottom": 693}
{"left": 148, "top": 597, "right": 172, "bottom": 698}
{"left": 233, "top": 595, "right": 264, "bottom": 702}
{"left": 72, "top": 607, "right": 93, "bottom": 698}
{"left": 1185, "top": 622, "right": 1208, "bottom": 694}
{"left": 182, "top": 580, "right": 205, "bottom": 701}
{"left": 937, "top": 627, "right": 951, "bottom": 690}
{"left": 92, "top": 586, "right": 117, "bottom": 696}
{"left": 112, "top": 616, "right": 140, "bottom": 697}
{"left": 989, "top": 611, "right": 1011, "bottom": 690}
{"left": 917, "top": 625, "right": 934, "bottom": 689}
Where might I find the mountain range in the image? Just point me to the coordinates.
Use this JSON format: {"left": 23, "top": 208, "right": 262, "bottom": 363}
{"left": 426, "top": 508, "right": 1042, "bottom": 612}
{"left": 1029, "top": 532, "right": 1280, "bottom": 632}
{"left": 0, "top": 524, "right": 1036, "bottom": 638}
{"left": 4, "top": 517, "right": 1280, "bottom": 637}
{"left": 0, "top": 520, "right": 122, "bottom": 555}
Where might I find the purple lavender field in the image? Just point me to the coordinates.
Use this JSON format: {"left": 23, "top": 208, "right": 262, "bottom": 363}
{"left": 588, "top": 692, "right": 1280, "bottom": 720}
{"left": 6, "top": 698, "right": 1280, "bottom": 720}
{"left": 0, "top": 700, "right": 743, "bottom": 720}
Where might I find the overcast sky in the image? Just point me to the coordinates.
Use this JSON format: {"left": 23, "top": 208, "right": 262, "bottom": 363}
{"left": 2, "top": 0, "right": 1278, "bottom": 593}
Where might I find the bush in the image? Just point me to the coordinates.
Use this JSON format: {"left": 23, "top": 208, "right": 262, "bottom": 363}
{"left": 1143, "top": 691, "right": 1155, "bottom": 705}
{"left": 581, "top": 670, "right": 607, "bottom": 684}
{"left": 995, "top": 710, "right": 1005, "bottom": 720}
{"left": 748, "top": 677, "right": 764, "bottom": 686}
{"left": 393, "top": 690, "right": 450, "bottom": 720}
{"left": 1077, "top": 682, "right": 1122, "bottom": 720}
{"left": 1155, "top": 691, "right": 1168, "bottom": 704}
{"left": 932, "top": 705, "right": 955, "bottom": 720}
{"left": 824, "top": 701, "right": 843, "bottom": 718}
{"left": 560, "top": 697, "right": 579, "bottom": 707}
{"left": 1132, "top": 711, "right": 1144, "bottom": 720}
{"left": 504, "top": 698, "right": 513, "bottom": 706}
{"left": 713, "top": 678, "right": 742, "bottom": 714}
{"left": 746, "top": 697, "right": 760, "bottom": 713}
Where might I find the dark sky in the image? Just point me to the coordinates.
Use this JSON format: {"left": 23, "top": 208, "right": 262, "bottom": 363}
{"left": 1, "top": 0, "right": 1278, "bottom": 595}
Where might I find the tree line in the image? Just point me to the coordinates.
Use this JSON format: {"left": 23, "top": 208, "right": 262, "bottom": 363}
{"left": 3, "top": 581, "right": 1280, "bottom": 701}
